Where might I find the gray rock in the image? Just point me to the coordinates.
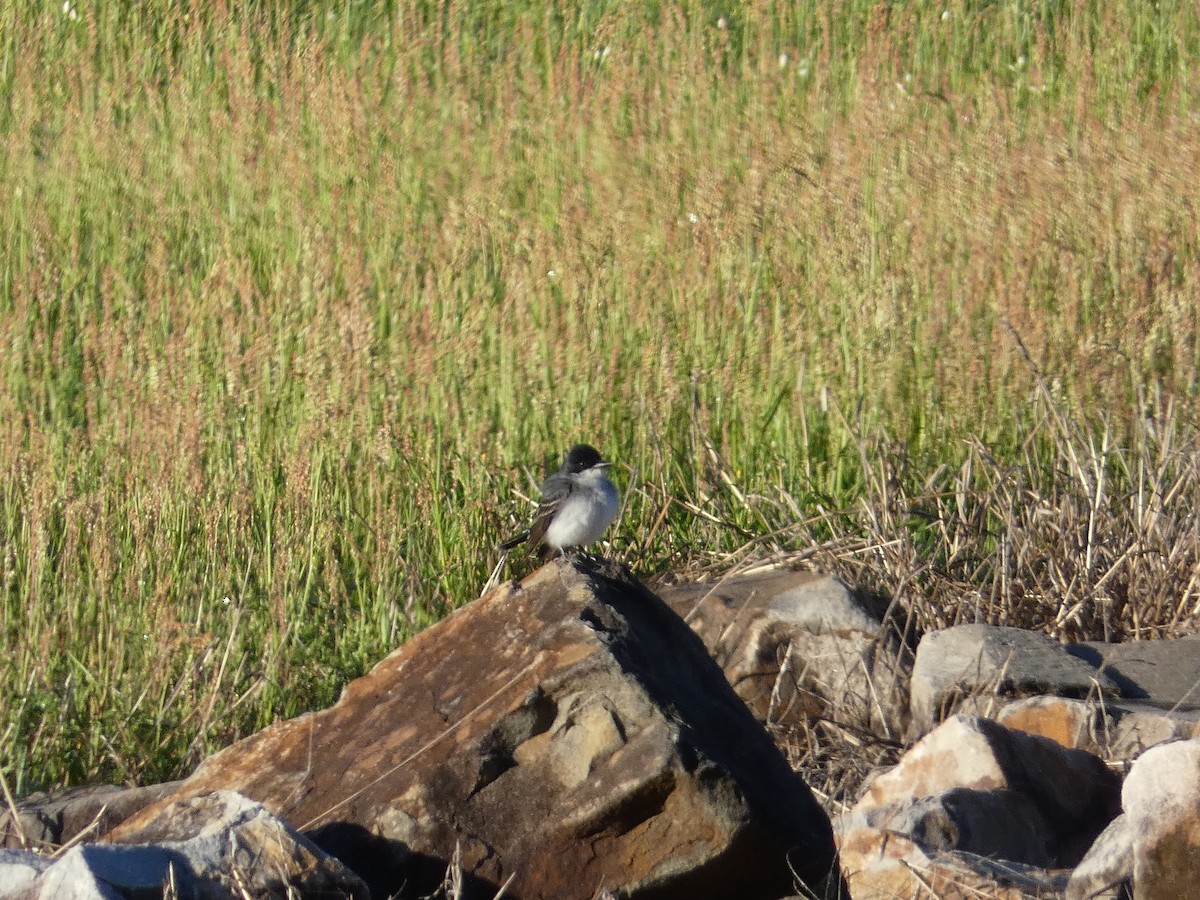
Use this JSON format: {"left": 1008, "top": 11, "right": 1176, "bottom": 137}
{"left": 9, "top": 791, "right": 368, "bottom": 900}
{"left": 839, "top": 787, "right": 1057, "bottom": 867}
{"left": 0, "top": 849, "right": 52, "bottom": 896}
{"left": 1068, "top": 739, "right": 1200, "bottom": 899}
{"left": 18, "top": 844, "right": 179, "bottom": 900}
{"left": 1066, "top": 814, "right": 1133, "bottom": 900}
{"left": 1066, "top": 636, "right": 1200, "bottom": 710}
{"left": 911, "top": 624, "right": 1118, "bottom": 734}
{"left": 0, "top": 782, "right": 181, "bottom": 851}
{"left": 661, "top": 569, "right": 911, "bottom": 738}
{"left": 768, "top": 575, "right": 890, "bottom": 635}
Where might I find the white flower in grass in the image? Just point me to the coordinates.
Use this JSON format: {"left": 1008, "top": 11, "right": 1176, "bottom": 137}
{"left": 62, "top": 1, "right": 78, "bottom": 20}
{"left": 942, "top": 9, "right": 951, "bottom": 21}
{"left": 779, "top": 52, "right": 788, "bottom": 68}
{"left": 688, "top": 212, "right": 699, "bottom": 225}
{"left": 547, "top": 269, "right": 557, "bottom": 280}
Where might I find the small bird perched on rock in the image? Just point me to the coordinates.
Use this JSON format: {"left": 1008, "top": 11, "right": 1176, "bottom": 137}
{"left": 499, "top": 444, "right": 619, "bottom": 559}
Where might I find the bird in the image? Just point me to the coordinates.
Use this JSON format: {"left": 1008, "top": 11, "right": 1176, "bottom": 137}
{"left": 499, "top": 444, "right": 619, "bottom": 559}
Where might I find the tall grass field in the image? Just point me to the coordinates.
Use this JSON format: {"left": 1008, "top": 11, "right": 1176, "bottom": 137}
{"left": 2, "top": 0, "right": 1199, "bottom": 796}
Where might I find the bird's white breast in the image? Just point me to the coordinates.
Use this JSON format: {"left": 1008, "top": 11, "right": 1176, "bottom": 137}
{"left": 544, "top": 468, "right": 619, "bottom": 550}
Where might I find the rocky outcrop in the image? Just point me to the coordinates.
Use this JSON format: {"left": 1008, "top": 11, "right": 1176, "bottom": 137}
{"left": 105, "top": 557, "right": 842, "bottom": 900}
{"left": 10, "top": 562, "right": 1200, "bottom": 900}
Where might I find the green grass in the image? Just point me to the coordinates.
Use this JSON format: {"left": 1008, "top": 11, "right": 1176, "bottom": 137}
{"left": 2, "top": 0, "right": 1200, "bottom": 796}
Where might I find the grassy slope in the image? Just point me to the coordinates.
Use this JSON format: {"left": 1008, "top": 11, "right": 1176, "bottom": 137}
{"left": 2, "top": 0, "right": 1199, "bottom": 793}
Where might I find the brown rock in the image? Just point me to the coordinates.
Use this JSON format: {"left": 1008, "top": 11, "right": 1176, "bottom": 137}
{"left": 109, "top": 557, "right": 841, "bottom": 900}
{"left": 660, "top": 570, "right": 911, "bottom": 738}
{"left": 841, "top": 787, "right": 1058, "bottom": 868}
{"left": 997, "top": 696, "right": 1101, "bottom": 751}
{"left": 840, "top": 714, "right": 1121, "bottom": 897}
{"left": 998, "top": 695, "right": 1200, "bottom": 761}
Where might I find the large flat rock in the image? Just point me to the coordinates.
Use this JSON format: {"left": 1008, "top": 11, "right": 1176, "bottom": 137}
{"left": 1067, "top": 636, "right": 1200, "bottom": 710}
{"left": 911, "top": 624, "right": 1118, "bottom": 734}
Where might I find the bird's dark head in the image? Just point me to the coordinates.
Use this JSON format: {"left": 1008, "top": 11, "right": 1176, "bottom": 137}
{"left": 563, "top": 443, "right": 606, "bottom": 474}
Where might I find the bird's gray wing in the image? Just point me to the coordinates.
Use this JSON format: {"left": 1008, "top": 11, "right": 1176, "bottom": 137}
{"left": 524, "top": 472, "right": 575, "bottom": 549}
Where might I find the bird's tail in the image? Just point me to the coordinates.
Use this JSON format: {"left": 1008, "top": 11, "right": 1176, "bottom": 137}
{"left": 497, "top": 530, "right": 529, "bottom": 551}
